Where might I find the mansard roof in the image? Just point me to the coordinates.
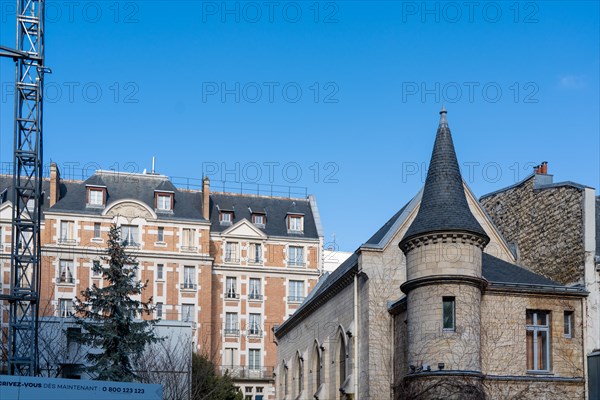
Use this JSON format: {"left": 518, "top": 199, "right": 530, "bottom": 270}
{"left": 401, "top": 108, "right": 488, "bottom": 245}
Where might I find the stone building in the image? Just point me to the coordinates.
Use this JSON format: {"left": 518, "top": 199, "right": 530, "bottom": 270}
{"left": 0, "top": 168, "right": 324, "bottom": 399}
{"left": 274, "top": 109, "right": 591, "bottom": 399}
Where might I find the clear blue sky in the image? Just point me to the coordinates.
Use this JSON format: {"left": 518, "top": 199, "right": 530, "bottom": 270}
{"left": 1, "top": 1, "right": 598, "bottom": 251}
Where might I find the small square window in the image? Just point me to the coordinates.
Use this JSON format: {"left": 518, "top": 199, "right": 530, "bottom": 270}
{"left": 220, "top": 211, "right": 233, "bottom": 224}
{"left": 564, "top": 311, "right": 574, "bottom": 338}
{"left": 156, "top": 193, "right": 173, "bottom": 211}
{"left": 252, "top": 214, "right": 265, "bottom": 225}
{"left": 87, "top": 188, "right": 104, "bottom": 206}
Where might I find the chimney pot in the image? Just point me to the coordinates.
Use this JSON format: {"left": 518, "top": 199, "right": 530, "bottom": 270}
{"left": 541, "top": 161, "right": 548, "bottom": 174}
{"left": 49, "top": 162, "right": 60, "bottom": 207}
{"left": 202, "top": 177, "right": 210, "bottom": 220}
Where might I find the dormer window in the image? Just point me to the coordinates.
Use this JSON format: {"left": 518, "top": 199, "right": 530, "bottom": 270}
{"left": 155, "top": 191, "right": 173, "bottom": 211}
{"left": 220, "top": 211, "right": 233, "bottom": 224}
{"left": 287, "top": 214, "right": 304, "bottom": 232}
{"left": 252, "top": 213, "right": 266, "bottom": 226}
{"left": 87, "top": 186, "right": 105, "bottom": 207}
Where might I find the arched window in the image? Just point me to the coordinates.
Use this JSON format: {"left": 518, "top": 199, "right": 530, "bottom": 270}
{"left": 295, "top": 352, "right": 304, "bottom": 395}
{"left": 281, "top": 361, "right": 288, "bottom": 397}
{"left": 337, "top": 333, "right": 346, "bottom": 398}
{"left": 312, "top": 344, "right": 322, "bottom": 394}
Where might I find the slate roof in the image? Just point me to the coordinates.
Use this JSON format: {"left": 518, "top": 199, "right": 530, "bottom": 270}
{"left": 49, "top": 171, "right": 205, "bottom": 221}
{"left": 482, "top": 253, "right": 559, "bottom": 286}
{"left": 364, "top": 203, "right": 409, "bottom": 245}
{"left": 402, "top": 109, "right": 488, "bottom": 244}
{"left": 209, "top": 193, "right": 320, "bottom": 239}
{"left": 0, "top": 175, "right": 52, "bottom": 219}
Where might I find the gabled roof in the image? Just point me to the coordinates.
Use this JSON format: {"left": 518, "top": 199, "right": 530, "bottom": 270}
{"left": 0, "top": 175, "right": 52, "bottom": 219}
{"left": 209, "top": 193, "right": 320, "bottom": 239}
{"left": 401, "top": 108, "right": 488, "bottom": 244}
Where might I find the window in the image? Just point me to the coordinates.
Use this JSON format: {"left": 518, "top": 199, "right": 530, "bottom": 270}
{"left": 564, "top": 311, "right": 574, "bottom": 338}
{"left": 313, "top": 346, "right": 322, "bottom": 391}
{"left": 295, "top": 353, "right": 304, "bottom": 394}
{"left": 288, "top": 280, "right": 305, "bottom": 303}
{"left": 442, "top": 297, "right": 455, "bottom": 331}
{"left": 183, "top": 266, "right": 196, "bottom": 289}
{"left": 288, "top": 215, "right": 303, "bottom": 232}
{"left": 121, "top": 225, "right": 139, "bottom": 246}
{"left": 181, "top": 304, "right": 195, "bottom": 322}
{"left": 87, "top": 188, "right": 104, "bottom": 206}
{"left": 59, "top": 221, "right": 75, "bottom": 244}
{"left": 225, "top": 277, "right": 238, "bottom": 299}
{"left": 288, "top": 246, "right": 304, "bottom": 267}
{"left": 156, "top": 193, "right": 173, "bottom": 211}
{"left": 526, "top": 310, "right": 550, "bottom": 372}
{"left": 225, "top": 312, "right": 239, "bottom": 336}
{"left": 249, "top": 349, "right": 261, "bottom": 370}
{"left": 225, "top": 242, "right": 239, "bottom": 263}
{"left": 157, "top": 227, "right": 164, "bottom": 242}
{"left": 245, "top": 387, "right": 253, "bottom": 393}
{"left": 220, "top": 211, "right": 233, "bottom": 224}
{"left": 157, "top": 264, "right": 164, "bottom": 280}
{"left": 59, "top": 299, "right": 73, "bottom": 318}
{"left": 93, "top": 223, "right": 101, "bottom": 239}
{"left": 181, "top": 228, "right": 196, "bottom": 251}
{"left": 249, "top": 243, "right": 262, "bottom": 264}
{"left": 252, "top": 213, "right": 265, "bottom": 225}
{"left": 58, "top": 260, "right": 74, "bottom": 283}
{"left": 248, "top": 313, "right": 261, "bottom": 336}
{"left": 156, "top": 302, "right": 163, "bottom": 319}
{"left": 224, "top": 347, "right": 237, "bottom": 369}
{"left": 249, "top": 278, "right": 262, "bottom": 300}
{"left": 92, "top": 260, "right": 101, "bottom": 277}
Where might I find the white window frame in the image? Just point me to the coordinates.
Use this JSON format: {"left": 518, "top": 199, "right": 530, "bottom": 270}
{"left": 249, "top": 349, "right": 261, "bottom": 370}
{"left": 59, "top": 299, "right": 73, "bottom": 318}
{"left": 249, "top": 243, "right": 262, "bottom": 264}
{"left": 121, "top": 225, "right": 139, "bottom": 246}
{"left": 156, "top": 302, "right": 163, "bottom": 319}
{"left": 252, "top": 214, "right": 265, "bottom": 225}
{"left": 59, "top": 220, "right": 75, "bottom": 243}
{"left": 157, "top": 227, "right": 164, "bottom": 242}
{"left": 220, "top": 211, "right": 233, "bottom": 224}
{"left": 288, "top": 215, "right": 303, "bottom": 232}
{"left": 225, "top": 242, "right": 239, "bottom": 263}
{"left": 156, "top": 193, "right": 172, "bottom": 211}
{"left": 157, "top": 264, "right": 164, "bottom": 280}
{"left": 225, "top": 312, "right": 239, "bottom": 336}
{"left": 249, "top": 278, "right": 262, "bottom": 300}
{"left": 59, "top": 259, "right": 74, "bottom": 283}
{"left": 183, "top": 266, "right": 196, "bottom": 289}
{"left": 88, "top": 188, "right": 104, "bottom": 206}
{"left": 181, "top": 303, "right": 195, "bottom": 322}
{"left": 225, "top": 277, "right": 238, "bottom": 299}
{"left": 93, "top": 222, "right": 101, "bottom": 239}
{"left": 564, "top": 311, "right": 574, "bottom": 339}
{"left": 527, "top": 310, "right": 551, "bottom": 372}
{"left": 248, "top": 313, "right": 261, "bottom": 336}
{"left": 181, "top": 228, "right": 196, "bottom": 251}
{"left": 288, "top": 246, "right": 305, "bottom": 267}
{"left": 288, "top": 280, "right": 305, "bottom": 303}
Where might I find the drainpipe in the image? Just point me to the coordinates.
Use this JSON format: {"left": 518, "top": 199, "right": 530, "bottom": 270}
{"left": 354, "top": 272, "right": 359, "bottom": 399}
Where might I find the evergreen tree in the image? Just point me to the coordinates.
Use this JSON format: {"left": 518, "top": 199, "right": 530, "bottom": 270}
{"left": 191, "top": 353, "right": 243, "bottom": 400}
{"left": 74, "top": 223, "right": 160, "bottom": 382}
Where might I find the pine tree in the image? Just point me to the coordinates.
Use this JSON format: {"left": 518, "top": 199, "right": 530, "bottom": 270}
{"left": 74, "top": 223, "right": 160, "bottom": 382}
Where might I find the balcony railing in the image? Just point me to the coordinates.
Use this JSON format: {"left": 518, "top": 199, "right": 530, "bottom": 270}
{"left": 224, "top": 257, "right": 240, "bottom": 264}
{"left": 248, "top": 293, "right": 263, "bottom": 301}
{"left": 180, "top": 283, "right": 197, "bottom": 290}
{"left": 181, "top": 246, "right": 198, "bottom": 252}
{"left": 288, "top": 260, "right": 306, "bottom": 267}
{"left": 56, "top": 277, "right": 75, "bottom": 284}
{"left": 248, "top": 258, "right": 263, "bottom": 265}
{"left": 287, "top": 296, "right": 305, "bottom": 303}
{"left": 246, "top": 329, "right": 263, "bottom": 338}
{"left": 57, "top": 238, "right": 77, "bottom": 245}
{"left": 218, "top": 365, "right": 274, "bottom": 380}
{"left": 225, "top": 292, "right": 240, "bottom": 300}
{"left": 224, "top": 328, "right": 240, "bottom": 337}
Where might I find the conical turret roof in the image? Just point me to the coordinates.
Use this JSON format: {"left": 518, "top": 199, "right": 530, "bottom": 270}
{"left": 401, "top": 108, "right": 488, "bottom": 244}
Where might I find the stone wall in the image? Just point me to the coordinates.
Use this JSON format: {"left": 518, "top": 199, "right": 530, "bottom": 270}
{"left": 480, "top": 175, "right": 586, "bottom": 285}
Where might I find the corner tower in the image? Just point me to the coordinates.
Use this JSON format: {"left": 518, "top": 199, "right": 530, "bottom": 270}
{"left": 399, "top": 108, "right": 489, "bottom": 381}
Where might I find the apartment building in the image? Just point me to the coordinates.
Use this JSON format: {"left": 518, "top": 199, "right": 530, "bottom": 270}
{"left": 0, "top": 164, "right": 324, "bottom": 399}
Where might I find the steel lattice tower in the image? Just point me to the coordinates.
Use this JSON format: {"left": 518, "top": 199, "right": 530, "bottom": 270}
{"left": 0, "top": 0, "right": 46, "bottom": 376}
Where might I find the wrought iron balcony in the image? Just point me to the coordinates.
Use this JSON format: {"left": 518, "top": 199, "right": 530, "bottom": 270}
{"left": 225, "top": 292, "right": 240, "bottom": 300}
{"left": 218, "top": 365, "right": 274, "bottom": 380}
{"left": 248, "top": 293, "right": 263, "bottom": 301}
{"left": 287, "top": 296, "right": 305, "bottom": 303}
{"left": 56, "top": 276, "right": 75, "bottom": 284}
{"left": 179, "top": 283, "right": 198, "bottom": 290}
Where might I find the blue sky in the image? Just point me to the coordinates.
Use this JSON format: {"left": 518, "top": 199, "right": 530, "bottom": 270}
{"left": 1, "top": 1, "right": 598, "bottom": 251}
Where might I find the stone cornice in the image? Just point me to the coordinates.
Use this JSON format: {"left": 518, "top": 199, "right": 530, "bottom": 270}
{"left": 401, "top": 275, "right": 487, "bottom": 295}
{"left": 400, "top": 231, "right": 488, "bottom": 254}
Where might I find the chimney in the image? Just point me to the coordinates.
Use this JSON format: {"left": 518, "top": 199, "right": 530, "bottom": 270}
{"left": 540, "top": 161, "right": 548, "bottom": 174}
{"left": 49, "top": 162, "right": 60, "bottom": 207}
{"left": 202, "top": 176, "right": 210, "bottom": 220}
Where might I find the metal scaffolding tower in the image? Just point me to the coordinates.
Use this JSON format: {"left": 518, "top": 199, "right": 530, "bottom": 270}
{"left": 0, "top": 0, "right": 47, "bottom": 376}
